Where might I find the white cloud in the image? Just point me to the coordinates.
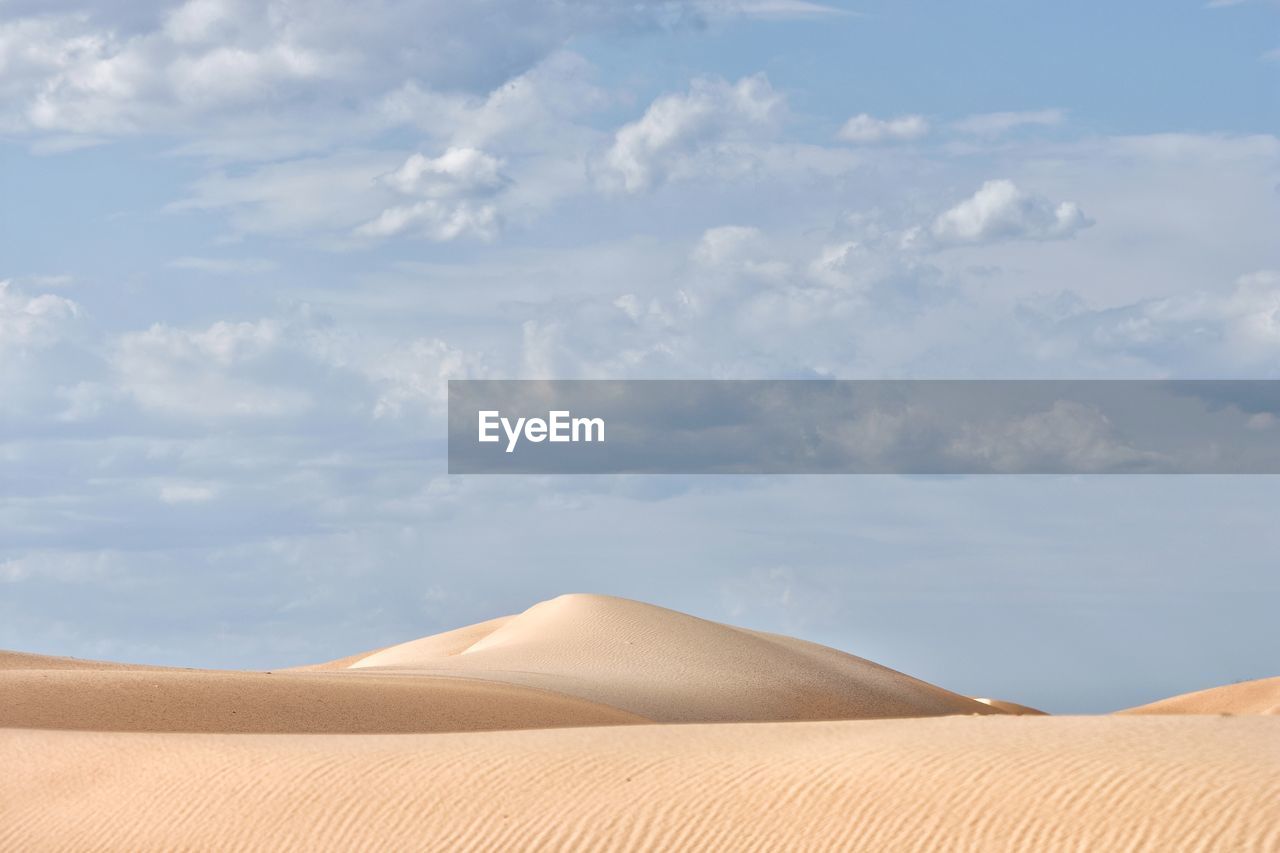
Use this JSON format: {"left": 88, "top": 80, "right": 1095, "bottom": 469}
{"left": 379, "top": 148, "right": 507, "bottom": 197}
{"left": 693, "top": 225, "right": 766, "bottom": 267}
{"left": 838, "top": 113, "right": 928, "bottom": 143}
{"left": 807, "top": 241, "right": 877, "bottom": 292}
{"left": 0, "top": 280, "right": 80, "bottom": 351}
{"left": 375, "top": 51, "right": 607, "bottom": 153}
{"left": 112, "top": 319, "right": 311, "bottom": 418}
{"left": 1058, "top": 270, "right": 1280, "bottom": 372}
{"left": 0, "top": 1, "right": 704, "bottom": 142}
{"left": 951, "top": 109, "right": 1066, "bottom": 136}
{"left": 356, "top": 147, "right": 508, "bottom": 241}
{"left": 365, "top": 338, "right": 475, "bottom": 418}
{"left": 355, "top": 201, "right": 501, "bottom": 241}
{"left": 931, "top": 179, "right": 1092, "bottom": 245}
{"left": 172, "top": 139, "right": 548, "bottom": 243}
{"left": 603, "top": 74, "right": 784, "bottom": 191}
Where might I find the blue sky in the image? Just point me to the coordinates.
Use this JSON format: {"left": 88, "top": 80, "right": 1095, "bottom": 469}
{"left": 1, "top": 0, "right": 1278, "bottom": 712}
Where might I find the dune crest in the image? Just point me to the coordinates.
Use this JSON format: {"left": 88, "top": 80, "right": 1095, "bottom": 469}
{"left": 1120, "top": 675, "right": 1280, "bottom": 716}
{"left": 344, "top": 593, "right": 997, "bottom": 722}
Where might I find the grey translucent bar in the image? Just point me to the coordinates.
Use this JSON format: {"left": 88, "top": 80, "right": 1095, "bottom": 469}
{"left": 447, "top": 380, "right": 1280, "bottom": 474}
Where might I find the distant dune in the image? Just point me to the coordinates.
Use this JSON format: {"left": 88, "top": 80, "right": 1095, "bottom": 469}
{"left": 2, "top": 593, "right": 1277, "bottom": 851}
{"left": 339, "top": 593, "right": 997, "bottom": 722}
{"left": 0, "top": 595, "right": 992, "bottom": 733}
{"left": 1120, "top": 675, "right": 1280, "bottom": 716}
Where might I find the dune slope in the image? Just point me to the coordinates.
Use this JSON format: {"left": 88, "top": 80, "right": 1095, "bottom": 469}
{"left": 2, "top": 717, "right": 1276, "bottom": 852}
{"left": 973, "top": 697, "right": 1049, "bottom": 715}
{"left": 344, "top": 593, "right": 995, "bottom": 721}
{"left": 0, "top": 668, "right": 645, "bottom": 733}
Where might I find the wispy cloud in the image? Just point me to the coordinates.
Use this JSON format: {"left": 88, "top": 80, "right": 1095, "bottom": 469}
{"left": 170, "top": 257, "right": 278, "bottom": 274}
{"left": 952, "top": 108, "right": 1066, "bottom": 136}
{"left": 838, "top": 113, "right": 928, "bottom": 143}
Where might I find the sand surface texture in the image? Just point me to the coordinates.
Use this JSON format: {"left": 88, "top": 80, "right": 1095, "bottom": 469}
{"left": 2, "top": 717, "right": 1277, "bottom": 852}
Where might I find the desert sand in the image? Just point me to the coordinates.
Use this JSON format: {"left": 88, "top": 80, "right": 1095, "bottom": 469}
{"left": 2, "top": 593, "right": 1277, "bottom": 851}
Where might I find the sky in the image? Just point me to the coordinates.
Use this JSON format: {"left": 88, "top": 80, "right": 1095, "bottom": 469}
{"left": 1, "top": 0, "right": 1279, "bottom": 713}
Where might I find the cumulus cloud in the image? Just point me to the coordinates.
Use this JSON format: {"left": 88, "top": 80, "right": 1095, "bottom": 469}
{"left": 930, "top": 179, "right": 1092, "bottom": 245}
{"left": 1051, "top": 270, "right": 1280, "bottom": 373}
{"left": 2, "top": 3, "right": 330, "bottom": 136}
{"left": 602, "top": 74, "right": 784, "bottom": 191}
{"left": 356, "top": 147, "right": 508, "bottom": 241}
{"left": 380, "top": 148, "right": 506, "bottom": 197}
{"left": 837, "top": 113, "right": 928, "bottom": 143}
{"left": 0, "top": 0, "right": 708, "bottom": 145}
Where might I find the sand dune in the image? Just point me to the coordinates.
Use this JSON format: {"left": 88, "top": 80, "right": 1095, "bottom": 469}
{"left": 5, "top": 594, "right": 1277, "bottom": 850}
{"left": 3, "top": 717, "right": 1276, "bottom": 852}
{"left": 1, "top": 595, "right": 992, "bottom": 734}
{"left": 340, "top": 593, "right": 996, "bottom": 721}
{"left": 1121, "top": 675, "right": 1280, "bottom": 715}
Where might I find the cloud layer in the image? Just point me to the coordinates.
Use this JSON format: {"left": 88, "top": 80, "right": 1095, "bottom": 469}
{"left": 3, "top": 0, "right": 1280, "bottom": 711}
